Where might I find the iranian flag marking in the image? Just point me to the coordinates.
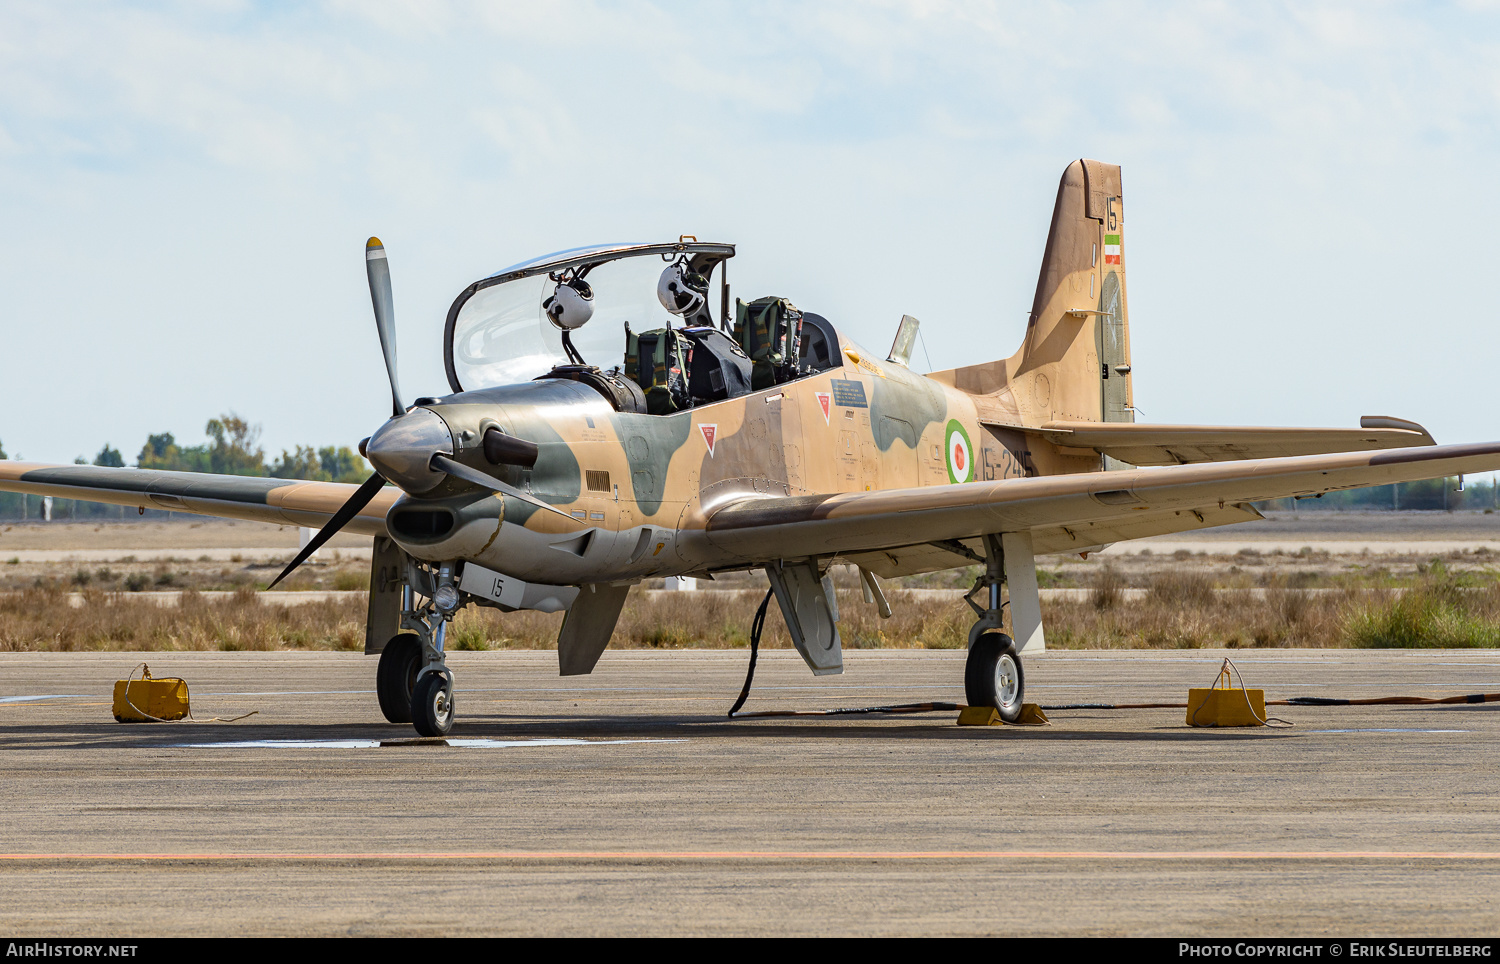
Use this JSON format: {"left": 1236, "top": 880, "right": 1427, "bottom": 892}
{"left": 700, "top": 423, "right": 718, "bottom": 457}
{"left": 815, "top": 392, "right": 831, "bottom": 424}
{"left": 1104, "top": 233, "right": 1122, "bottom": 265}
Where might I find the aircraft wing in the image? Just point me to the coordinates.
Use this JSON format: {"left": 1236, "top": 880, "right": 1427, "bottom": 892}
{"left": 1031, "top": 416, "right": 1435, "bottom": 466}
{"left": 703, "top": 441, "right": 1500, "bottom": 578}
{"left": 0, "top": 462, "right": 395, "bottom": 536}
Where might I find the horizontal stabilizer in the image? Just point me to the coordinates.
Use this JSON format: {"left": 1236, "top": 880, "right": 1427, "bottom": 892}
{"left": 1028, "top": 416, "right": 1435, "bottom": 466}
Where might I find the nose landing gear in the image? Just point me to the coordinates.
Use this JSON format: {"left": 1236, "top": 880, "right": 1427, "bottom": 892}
{"left": 375, "top": 560, "right": 461, "bottom": 736}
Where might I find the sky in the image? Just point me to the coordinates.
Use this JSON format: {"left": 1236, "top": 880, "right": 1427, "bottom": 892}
{"left": 1, "top": 1, "right": 1498, "bottom": 464}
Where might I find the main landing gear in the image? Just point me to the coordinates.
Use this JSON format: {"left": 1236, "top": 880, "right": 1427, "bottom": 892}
{"left": 962, "top": 534, "right": 1027, "bottom": 723}
{"left": 376, "top": 560, "right": 459, "bottom": 736}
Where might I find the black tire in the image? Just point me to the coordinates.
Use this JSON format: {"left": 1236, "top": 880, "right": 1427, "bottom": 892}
{"left": 412, "top": 672, "right": 455, "bottom": 737}
{"left": 376, "top": 633, "right": 422, "bottom": 724}
{"left": 964, "top": 632, "right": 1024, "bottom": 723}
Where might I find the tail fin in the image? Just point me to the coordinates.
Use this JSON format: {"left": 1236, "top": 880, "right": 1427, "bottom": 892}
{"left": 940, "top": 159, "right": 1132, "bottom": 426}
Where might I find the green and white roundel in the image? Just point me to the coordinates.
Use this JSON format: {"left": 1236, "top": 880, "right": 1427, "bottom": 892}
{"left": 945, "top": 420, "right": 974, "bottom": 484}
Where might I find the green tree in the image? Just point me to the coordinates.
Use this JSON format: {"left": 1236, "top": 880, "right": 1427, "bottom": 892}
{"left": 139, "top": 431, "right": 209, "bottom": 472}
{"left": 320, "top": 445, "right": 371, "bottom": 483}
{"left": 93, "top": 444, "right": 124, "bottom": 468}
{"left": 270, "top": 445, "right": 325, "bottom": 481}
{"left": 138, "top": 432, "right": 182, "bottom": 469}
{"left": 0, "top": 439, "right": 7, "bottom": 460}
{"left": 268, "top": 444, "right": 371, "bottom": 483}
{"left": 204, "top": 414, "right": 265, "bottom": 476}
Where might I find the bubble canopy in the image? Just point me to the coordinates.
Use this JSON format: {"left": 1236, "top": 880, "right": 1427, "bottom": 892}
{"left": 443, "top": 241, "right": 735, "bottom": 393}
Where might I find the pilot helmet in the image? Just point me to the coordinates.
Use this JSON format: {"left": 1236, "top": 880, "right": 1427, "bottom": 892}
{"left": 657, "top": 261, "right": 708, "bottom": 317}
{"left": 543, "top": 278, "right": 595, "bottom": 330}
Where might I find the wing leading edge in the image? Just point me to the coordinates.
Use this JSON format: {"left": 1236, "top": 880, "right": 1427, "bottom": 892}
{"left": 0, "top": 462, "right": 395, "bottom": 536}
{"left": 702, "top": 441, "right": 1500, "bottom": 575}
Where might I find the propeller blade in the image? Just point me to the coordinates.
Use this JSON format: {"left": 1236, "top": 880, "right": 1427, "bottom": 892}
{"left": 267, "top": 472, "right": 389, "bottom": 589}
{"left": 430, "top": 454, "right": 579, "bottom": 522}
{"left": 366, "top": 237, "right": 404, "bottom": 418}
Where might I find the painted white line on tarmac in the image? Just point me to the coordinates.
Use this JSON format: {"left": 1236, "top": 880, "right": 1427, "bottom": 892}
{"left": 168, "top": 737, "right": 686, "bottom": 749}
{"left": 1306, "top": 728, "right": 1468, "bottom": 734}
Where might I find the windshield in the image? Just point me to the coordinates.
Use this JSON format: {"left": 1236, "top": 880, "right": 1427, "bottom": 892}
{"left": 446, "top": 243, "right": 732, "bottom": 392}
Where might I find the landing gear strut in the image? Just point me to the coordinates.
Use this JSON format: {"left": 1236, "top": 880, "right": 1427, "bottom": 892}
{"left": 377, "top": 559, "right": 461, "bottom": 736}
{"left": 963, "top": 534, "right": 1026, "bottom": 723}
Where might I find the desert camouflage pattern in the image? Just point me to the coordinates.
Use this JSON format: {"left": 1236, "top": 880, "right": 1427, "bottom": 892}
{"left": 2, "top": 158, "right": 1498, "bottom": 678}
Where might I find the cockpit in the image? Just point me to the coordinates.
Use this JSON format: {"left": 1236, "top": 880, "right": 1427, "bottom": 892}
{"left": 442, "top": 241, "right": 841, "bottom": 415}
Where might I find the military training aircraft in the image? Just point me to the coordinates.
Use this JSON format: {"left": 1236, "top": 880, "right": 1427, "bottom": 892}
{"left": 4, "top": 158, "right": 1499, "bottom": 736}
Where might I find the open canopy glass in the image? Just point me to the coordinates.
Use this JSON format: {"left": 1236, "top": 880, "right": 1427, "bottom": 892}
{"left": 443, "top": 241, "right": 735, "bottom": 393}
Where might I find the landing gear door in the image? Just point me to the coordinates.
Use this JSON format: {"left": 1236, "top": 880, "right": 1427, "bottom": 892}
{"left": 766, "top": 560, "right": 843, "bottom": 676}
{"left": 365, "top": 536, "right": 407, "bottom": 654}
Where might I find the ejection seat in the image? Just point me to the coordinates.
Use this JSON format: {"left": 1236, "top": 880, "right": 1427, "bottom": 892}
{"left": 624, "top": 324, "right": 690, "bottom": 415}
{"left": 624, "top": 323, "right": 754, "bottom": 414}
{"left": 732, "top": 297, "right": 842, "bottom": 387}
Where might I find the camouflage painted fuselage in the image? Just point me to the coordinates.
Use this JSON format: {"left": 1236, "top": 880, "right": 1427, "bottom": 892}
{"left": 386, "top": 333, "right": 1070, "bottom": 585}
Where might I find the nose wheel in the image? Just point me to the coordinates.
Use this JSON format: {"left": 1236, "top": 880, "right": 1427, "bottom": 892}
{"left": 412, "top": 672, "right": 455, "bottom": 737}
{"left": 965, "top": 632, "right": 1024, "bottom": 723}
{"left": 376, "top": 634, "right": 422, "bottom": 724}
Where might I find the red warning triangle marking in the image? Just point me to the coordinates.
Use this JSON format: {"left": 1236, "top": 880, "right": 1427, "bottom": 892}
{"left": 816, "top": 393, "right": 831, "bottom": 424}
{"left": 700, "top": 423, "right": 718, "bottom": 457}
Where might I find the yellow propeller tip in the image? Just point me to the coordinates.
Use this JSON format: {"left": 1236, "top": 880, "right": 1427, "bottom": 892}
{"left": 367, "top": 237, "right": 383, "bottom": 248}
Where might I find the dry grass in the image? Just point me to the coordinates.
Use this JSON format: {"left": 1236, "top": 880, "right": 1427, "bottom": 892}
{"left": 1043, "top": 586, "right": 1348, "bottom": 649}
{"left": 1343, "top": 569, "right": 1500, "bottom": 648}
{"left": 0, "top": 585, "right": 367, "bottom": 653}
{"left": 2, "top": 566, "right": 1498, "bottom": 652}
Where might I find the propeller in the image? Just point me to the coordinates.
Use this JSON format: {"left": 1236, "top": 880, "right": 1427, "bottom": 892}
{"left": 366, "top": 237, "right": 404, "bottom": 418}
{"left": 267, "top": 236, "right": 403, "bottom": 589}
{"left": 267, "top": 238, "right": 564, "bottom": 590}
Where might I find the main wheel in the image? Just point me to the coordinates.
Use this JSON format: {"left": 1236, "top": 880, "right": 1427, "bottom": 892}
{"left": 376, "top": 633, "right": 422, "bottom": 724}
{"left": 965, "top": 632, "right": 1024, "bottom": 723}
{"left": 412, "top": 671, "right": 455, "bottom": 737}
